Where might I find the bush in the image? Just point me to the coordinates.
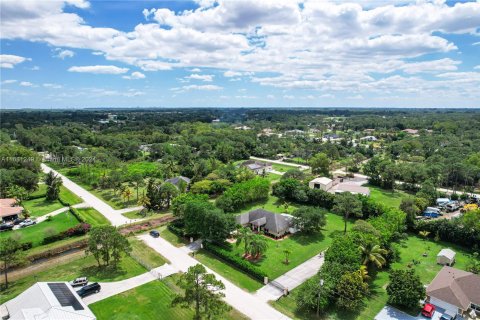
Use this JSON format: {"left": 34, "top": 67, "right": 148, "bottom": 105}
{"left": 203, "top": 242, "right": 267, "bottom": 281}
{"left": 42, "top": 223, "right": 91, "bottom": 244}
{"left": 414, "top": 219, "right": 480, "bottom": 248}
{"left": 69, "top": 207, "right": 85, "bottom": 223}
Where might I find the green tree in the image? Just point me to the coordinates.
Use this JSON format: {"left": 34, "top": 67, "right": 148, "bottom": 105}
{"left": 387, "top": 269, "right": 425, "bottom": 309}
{"left": 333, "top": 192, "right": 362, "bottom": 234}
{"left": 296, "top": 275, "right": 330, "bottom": 316}
{"left": 416, "top": 179, "right": 438, "bottom": 205}
{"left": 359, "top": 243, "right": 388, "bottom": 268}
{"left": 86, "top": 226, "right": 131, "bottom": 268}
{"left": 160, "top": 182, "right": 180, "bottom": 209}
{"left": 129, "top": 173, "right": 144, "bottom": 201}
{"left": 283, "top": 248, "right": 291, "bottom": 264}
{"left": 236, "top": 227, "right": 254, "bottom": 257}
{"left": 335, "top": 271, "right": 368, "bottom": 310}
{"left": 45, "top": 170, "right": 62, "bottom": 201}
{"left": 248, "top": 233, "right": 269, "bottom": 259}
{"left": 0, "top": 238, "right": 25, "bottom": 289}
{"left": 466, "top": 252, "right": 480, "bottom": 274}
{"left": 172, "top": 264, "right": 229, "bottom": 320}
{"left": 400, "top": 197, "right": 420, "bottom": 226}
{"left": 310, "top": 152, "right": 330, "bottom": 176}
{"left": 292, "top": 206, "right": 327, "bottom": 233}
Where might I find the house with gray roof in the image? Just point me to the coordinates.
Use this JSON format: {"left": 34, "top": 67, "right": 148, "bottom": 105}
{"left": 239, "top": 160, "right": 272, "bottom": 175}
{"left": 165, "top": 176, "right": 191, "bottom": 189}
{"left": 236, "top": 209, "right": 296, "bottom": 238}
{"left": 426, "top": 266, "right": 480, "bottom": 317}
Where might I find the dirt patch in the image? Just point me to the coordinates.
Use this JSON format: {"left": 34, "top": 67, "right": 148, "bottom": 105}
{"left": 119, "top": 215, "right": 176, "bottom": 235}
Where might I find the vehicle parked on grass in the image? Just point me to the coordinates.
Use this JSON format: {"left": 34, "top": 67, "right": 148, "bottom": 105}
{"left": 149, "top": 230, "right": 160, "bottom": 238}
{"left": 0, "top": 223, "right": 14, "bottom": 232}
{"left": 19, "top": 219, "right": 36, "bottom": 228}
{"left": 422, "top": 303, "right": 436, "bottom": 318}
{"left": 76, "top": 282, "right": 101, "bottom": 297}
{"left": 69, "top": 277, "right": 88, "bottom": 287}
{"left": 423, "top": 211, "right": 439, "bottom": 219}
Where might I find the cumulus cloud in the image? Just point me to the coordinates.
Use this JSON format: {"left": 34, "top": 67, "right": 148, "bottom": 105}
{"left": 55, "top": 49, "right": 75, "bottom": 59}
{"left": 2, "top": 79, "right": 17, "bottom": 84}
{"left": 171, "top": 84, "right": 223, "bottom": 91}
{"left": 43, "top": 83, "right": 62, "bottom": 89}
{"left": 68, "top": 65, "right": 129, "bottom": 74}
{"left": 123, "top": 71, "right": 146, "bottom": 79}
{"left": 19, "top": 81, "right": 33, "bottom": 87}
{"left": 0, "top": 54, "right": 30, "bottom": 68}
{"left": 185, "top": 73, "right": 214, "bottom": 81}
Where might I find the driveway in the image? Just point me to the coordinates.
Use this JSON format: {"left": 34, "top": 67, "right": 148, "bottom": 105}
{"left": 138, "top": 234, "right": 291, "bottom": 320}
{"left": 41, "top": 163, "right": 139, "bottom": 226}
{"left": 375, "top": 306, "right": 447, "bottom": 320}
{"left": 256, "top": 252, "right": 325, "bottom": 302}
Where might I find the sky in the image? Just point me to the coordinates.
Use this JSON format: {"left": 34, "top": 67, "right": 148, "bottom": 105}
{"left": 0, "top": 0, "right": 479, "bottom": 109}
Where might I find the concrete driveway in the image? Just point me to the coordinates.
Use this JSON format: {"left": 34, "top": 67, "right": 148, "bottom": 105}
{"left": 375, "top": 306, "right": 447, "bottom": 320}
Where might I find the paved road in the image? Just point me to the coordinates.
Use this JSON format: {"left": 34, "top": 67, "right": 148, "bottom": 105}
{"left": 83, "top": 263, "right": 177, "bottom": 305}
{"left": 249, "top": 156, "right": 310, "bottom": 171}
{"left": 255, "top": 252, "right": 325, "bottom": 302}
{"left": 138, "top": 234, "right": 290, "bottom": 320}
{"left": 41, "top": 163, "right": 140, "bottom": 226}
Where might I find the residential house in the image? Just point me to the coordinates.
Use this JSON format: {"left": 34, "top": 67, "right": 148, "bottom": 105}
{"left": 234, "top": 125, "right": 251, "bottom": 130}
{"left": 402, "top": 128, "right": 419, "bottom": 134}
{"left": 240, "top": 160, "right": 273, "bottom": 175}
{"left": 437, "top": 248, "right": 456, "bottom": 266}
{"left": 0, "top": 198, "right": 23, "bottom": 223}
{"left": 284, "top": 129, "right": 306, "bottom": 137}
{"left": 236, "top": 209, "right": 296, "bottom": 238}
{"left": 165, "top": 176, "right": 191, "bottom": 190}
{"left": 2, "top": 282, "right": 96, "bottom": 320}
{"left": 359, "top": 136, "right": 377, "bottom": 142}
{"left": 426, "top": 266, "right": 480, "bottom": 317}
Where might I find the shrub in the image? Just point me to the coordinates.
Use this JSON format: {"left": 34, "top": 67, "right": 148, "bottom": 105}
{"left": 42, "top": 223, "right": 90, "bottom": 244}
{"left": 203, "top": 242, "right": 267, "bottom": 281}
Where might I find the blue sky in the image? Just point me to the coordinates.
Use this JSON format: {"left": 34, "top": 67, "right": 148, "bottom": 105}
{"left": 1, "top": 0, "right": 479, "bottom": 109}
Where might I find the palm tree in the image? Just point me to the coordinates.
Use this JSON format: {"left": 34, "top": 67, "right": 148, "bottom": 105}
{"left": 122, "top": 188, "right": 132, "bottom": 205}
{"left": 236, "top": 227, "right": 253, "bottom": 257}
{"left": 419, "top": 230, "right": 430, "bottom": 241}
{"left": 283, "top": 249, "right": 291, "bottom": 264}
{"left": 248, "top": 234, "right": 269, "bottom": 259}
{"left": 358, "top": 265, "right": 370, "bottom": 281}
{"left": 359, "top": 243, "right": 388, "bottom": 268}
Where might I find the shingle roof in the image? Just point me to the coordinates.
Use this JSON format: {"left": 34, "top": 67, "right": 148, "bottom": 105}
{"left": 165, "top": 176, "right": 190, "bottom": 186}
{"left": 242, "top": 209, "right": 292, "bottom": 236}
{"left": 427, "top": 266, "right": 480, "bottom": 310}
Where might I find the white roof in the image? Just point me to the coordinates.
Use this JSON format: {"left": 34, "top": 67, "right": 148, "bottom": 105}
{"left": 310, "top": 177, "right": 333, "bottom": 185}
{"left": 4, "top": 282, "right": 96, "bottom": 320}
{"left": 437, "top": 248, "right": 456, "bottom": 260}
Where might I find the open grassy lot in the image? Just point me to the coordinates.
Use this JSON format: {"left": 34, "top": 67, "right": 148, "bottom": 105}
{"left": 0, "top": 212, "right": 80, "bottom": 247}
{"left": 75, "top": 208, "right": 110, "bottom": 226}
{"left": 159, "top": 225, "right": 189, "bottom": 247}
{"left": 90, "top": 275, "right": 248, "bottom": 320}
{"left": 271, "top": 235, "right": 473, "bottom": 320}
{"left": 22, "top": 197, "right": 65, "bottom": 217}
{"left": 235, "top": 195, "right": 299, "bottom": 215}
{"left": 194, "top": 249, "right": 263, "bottom": 292}
{"left": 1, "top": 253, "right": 146, "bottom": 303}
{"left": 59, "top": 186, "right": 82, "bottom": 205}
{"left": 28, "top": 184, "right": 47, "bottom": 198}
{"left": 272, "top": 163, "right": 301, "bottom": 172}
{"left": 266, "top": 172, "right": 283, "bottom": 182}
{"left": 368, "top": 185, "right": 410, "bottom": 209}
{"left": 129, "top": 238, "right": 169, "bottom": 267}
{"left": 122, "top": 208, "right": 169, "bottom": 220}
{"left": 88, "top": 186, "right": 146, "bottom": 210}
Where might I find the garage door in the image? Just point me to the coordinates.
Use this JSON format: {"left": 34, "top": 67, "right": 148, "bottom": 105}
{"left": 430, "top": 297, "right": 458, "bottom": 314}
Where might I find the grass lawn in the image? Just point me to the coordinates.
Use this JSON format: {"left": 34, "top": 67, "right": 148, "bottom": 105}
{"left": 271, "top": 163, "right": 301, "bottom": 172}
{"left": 22, "top": 197, "right": 65, "bottom": 217}
{"left": 266, "top": 172, "right": 283, "bottom": 182}
{"left": 271, "top": 235, "right": 474, "bottom": 320}
{"left": 368, "top": 185, "right": 410, "bottom": 209}
{"left": 122, "top": 208, "right": 169, "bottom": 220}
{"left": 59, "top": 186, "right": 82, "bottom": 205}
{"left": 90, "top": 275, "right": 248, "bottom": 320}
{"left": 0, "top": 212, "right": 80, "bottom": 247}
{"left": 29, "top": 184, "right": 47, "bottom": 198}
{"left": 75, "top": 208, "right": 110, "bottom": 226}
{"left": 1, "top": 253, "right": 146, "bottom": 303}
{"left": 129, "top": 238, "right": 169, "bottom": 268}
{"left": 235, "top": 195, "right": 299, "bottom": 215}
{"left": 194, "top": 249, "right": 263, "bottom": 292}
{"left": 159, "top": 225, "right": 189, "bottom": 247}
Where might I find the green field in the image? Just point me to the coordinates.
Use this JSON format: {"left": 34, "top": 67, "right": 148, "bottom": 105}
{"left": 159, "top": 226, "right": 189, "bottom": 247}
{"left": 235, "top": 195, "right": 299, "bottom": 215}
{"left": 75, "top": 208, "right": 110, "bottom": 226}
{"left": 59, "top": 186, "right": 82, "bottom": 205}
{"left": 129, "top": 238, "right": 169, "bottom": 268}
{"left": 368, "top": 185, "right": 410, "bottom": 208}
{"left": 22, "top": 197, "right": 65, "bottom": 217}
{"left": 0, "top": 212, "right": 79, "bottom": 247}
{"left": 194, "top": 249, "right": 263, "bottom": 292}
{"left": 271, "top": 235, "right": 473, "bottom": 320}
{"left": 1, "top": 253, "right": 146, "bottom": 303}
{"left": 90, "top": 275, "right": 248, "bottom": 320}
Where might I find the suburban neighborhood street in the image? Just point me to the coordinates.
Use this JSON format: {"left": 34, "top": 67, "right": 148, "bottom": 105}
{"left": 138, "top": 234, "right": 291, "bottom": 320}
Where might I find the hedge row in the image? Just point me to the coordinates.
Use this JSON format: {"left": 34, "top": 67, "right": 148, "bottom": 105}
{"left": 42, "top": 223, "right": 91, "bottom": 244}
{"left": 69, "top": 207, "right": 85, "bottom": 223}
{"left": 203, "top": 242, "right": 267, "bottom": 281}
{"left": 414, "top": 219, "right": 480, "bottom": 249}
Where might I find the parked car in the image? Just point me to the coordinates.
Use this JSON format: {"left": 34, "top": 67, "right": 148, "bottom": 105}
{"left": 19, "top": 219, "right": 36, "bottom": 228}
{"left": 422, "top": 303, "right": 436, "bottom": 318}
{"left": 13, "top": 218, "right": 25, "bottom": 225}
{"left": 76, "top": 282, "right": 101, "bottom": 297}
{"left": 423, "top": 211, "right": 439, "bottom": 219}
{"left": 446, "top": 202, "right": 460, "bottom": 212}
{"left": 69, "top": 277, "right": 88, "bottom": 287}
{"left": 440, "top": 310, "right": 457, "bottom": 320}
{"left": 149, "top": 230, "right": 160, "bottom": 238}
{"left": 0, "top": 223, "right": 14, "bottom": 232}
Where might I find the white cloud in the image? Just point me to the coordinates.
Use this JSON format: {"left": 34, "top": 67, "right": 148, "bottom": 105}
{"left": 267, "top": 94, "right": 275, "bottom": 99}
{"left": 474, "top": 65, "right": 480, "bottom": 70}
{"left": 0, "top": 54, "right": 30, "bottom": 68}
{"left": 185, "top": 73, "right": 214, "bottom": 82}
{"left": 43, "top": 83, "right": 62, "bottom": 89}
{"left": 2, "top": 79, "right": 17, "bottom": 84}
{"left": 224, "top": 70, "right": 243, "bottom": 77}
{"left": 190, "top": 68, "right": 201, "bottom": 72}
{"left": 55, "top": 49, "right": 75, "bottom": 59}
{"left": 283, "top": 95, "right": 295, "bottom": 99}
{"left": 123, "top": 71, "right": 146, "bottom": 79}
{"left": 68, "top": 65, "right": 129, "bottom": 74}
{"left": 171, "top": 84, "right": 223, "bottom": 91}
{"left": 19, "top": 81, "right": 33, "bottom": 87}
{"left": 401, "top": 58, "right": 461, "bottom": 74}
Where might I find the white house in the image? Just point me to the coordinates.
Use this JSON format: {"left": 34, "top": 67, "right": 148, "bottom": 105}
{"left": 437, "top": 248, "right": 456, "bottom": 266}
{"left": 2, "top": 282, "right": 96, "bottom": 320}
{"left": 309, "top": 177, "right": 333, "bottom": 191}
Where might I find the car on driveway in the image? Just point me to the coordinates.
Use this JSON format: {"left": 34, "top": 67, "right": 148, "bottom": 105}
{"left": 19, "top": 219, "right": 36, "bottom": 228}
{"left": 422, "top": 304, "right": 436, "bottom": 318}
{"left": 0, "top": 223, "right": 14, "bottom": 232}
{"left": 149, "top": 230, "right": 160, "bottom": 238}
{"left": 69, "top": 277, "right": 88, "bottom": 287}
{"left": 76, "top": 282, "right": 101, "bottom": 297}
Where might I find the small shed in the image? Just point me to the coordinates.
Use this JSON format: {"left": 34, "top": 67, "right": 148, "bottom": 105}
{"left": 309, "top": 177, "right": 333, "bottom": 191}
{"left": 437, "top": 248, "right": 456, "bottom": 266}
